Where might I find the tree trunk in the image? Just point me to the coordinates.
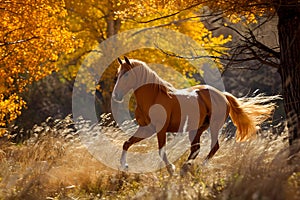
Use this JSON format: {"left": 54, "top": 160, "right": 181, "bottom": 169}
{"left": 277, "top": 2, "right": 300, "bottom": 155}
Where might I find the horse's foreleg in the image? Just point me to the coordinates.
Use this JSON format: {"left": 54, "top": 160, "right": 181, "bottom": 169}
{"left": 120, "top": 126, "right": 155, "bottom": 170}
{"left": 120, "top": 136, "right": 143, "bottom": 169}
{"left": 157, "top": 130, "right": 175, "bottom": 175}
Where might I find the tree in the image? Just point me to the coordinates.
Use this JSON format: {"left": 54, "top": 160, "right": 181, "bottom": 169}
{"left": 277, "top": 1, "right": 300, "bottom": 155}
{"left": 204, "top": 0, "right": 300, "bottom": 154}
{"left": 141, "top": 0, "right": 300, "bottom": 155}
{"left": 61, "top": 0, "right": 231, "bottom": 114}
{"left": 0, "top": 0, "right": 78, "bottom": 136}
{"left": 7, "top": 0, "right": 231, "bottom": 132}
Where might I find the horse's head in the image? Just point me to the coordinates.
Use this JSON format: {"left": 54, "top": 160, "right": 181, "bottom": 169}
{"left": 112, "top": 56, "right": 137, "bottom": 103}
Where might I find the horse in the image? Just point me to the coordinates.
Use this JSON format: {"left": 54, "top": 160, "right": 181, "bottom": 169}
{"left": 112, "top": 56, "right": 277, "bottom": 175}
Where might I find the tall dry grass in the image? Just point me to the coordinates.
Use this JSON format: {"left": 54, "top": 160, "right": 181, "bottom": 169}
{"left": 0, "top": 117, "right": 299, "bottom": 200}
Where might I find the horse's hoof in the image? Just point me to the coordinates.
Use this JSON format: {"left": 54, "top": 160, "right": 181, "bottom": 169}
{"left": 166, "top": 164, "right": 176, "bottom": 176}
{"left": 180, "top": 162, "right": 192, "bottom": 177}
{"left": 120, "top": 163, "right": 129, "bottom": 171}
{"left": 202, "top": 159, "right": 209, "bottom": 166}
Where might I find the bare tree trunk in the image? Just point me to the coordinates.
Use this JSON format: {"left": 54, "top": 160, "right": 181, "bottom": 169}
{"left": 106, "top": 8, "right": 121, "bottom": 38}
{"left": 277, "top": 2, "right": 300, "bottom": 155}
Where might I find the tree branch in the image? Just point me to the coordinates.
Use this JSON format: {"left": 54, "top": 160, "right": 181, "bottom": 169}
{"left": 0, "top": 36, "right": 39, "bottom": 47}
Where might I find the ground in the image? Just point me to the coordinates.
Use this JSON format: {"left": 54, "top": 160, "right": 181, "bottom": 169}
{"left": 0, "top": 116, "right": 299, "bottom": 200}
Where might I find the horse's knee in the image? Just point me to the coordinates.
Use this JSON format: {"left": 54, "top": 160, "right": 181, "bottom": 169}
{"left": 123, "top": 140, "right": 131, "bottom": 151}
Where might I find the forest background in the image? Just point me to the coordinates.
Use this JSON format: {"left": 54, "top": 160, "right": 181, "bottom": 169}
{"left": 1, "top": 0, "right": 299, "bottom": 199}
{"left": 0, "top": 0, "right": 284, "bottom": 136}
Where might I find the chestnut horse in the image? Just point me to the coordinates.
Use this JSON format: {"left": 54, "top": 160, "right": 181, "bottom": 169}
{"left": 112, "top": 56, "right": 276, "bottom": 175}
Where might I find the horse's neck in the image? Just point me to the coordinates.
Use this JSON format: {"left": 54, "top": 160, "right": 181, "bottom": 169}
{"left": 134, "top": 84, "right": 158, "bottom": 109}
{"left": 143, "top": 69, "right": 162, "bottom": 86}
{"left": 134, "top": 68, "right": 169, "bottom": 108}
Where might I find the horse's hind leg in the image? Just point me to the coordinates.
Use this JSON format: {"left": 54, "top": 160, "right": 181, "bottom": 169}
{"left": 187, "top": 128, "right": 205, "bottom": 160}
{"left": 203, "top": 118, "right": 225, "bottom": 164}
{"left": 120, "top": 126, "right": 155, "bottom": 169}
{"left": 181, "top": 125, "right": 209, "bottom": 176}
{"left": 204, "top": 140, "right": 219, "bottom": 162}
{"left": 203, "top": 91, "right": 229, "bottom": 164}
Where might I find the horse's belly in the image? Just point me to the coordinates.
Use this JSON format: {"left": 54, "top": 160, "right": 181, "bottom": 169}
{"left": 168, "top": 95, "right": 204, "bottom": 133}
{"left": 168, "top": 116, "right": 200, "bottom": 133}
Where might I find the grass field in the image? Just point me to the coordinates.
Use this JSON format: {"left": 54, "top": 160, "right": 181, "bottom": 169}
{"left": 0, "top": 117, "right": 299, "bottom": 200}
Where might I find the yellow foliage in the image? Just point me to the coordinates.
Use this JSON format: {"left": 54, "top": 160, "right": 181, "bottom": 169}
{"left": 163, "top": 0, "right": 274, "bottom": 24}
{"left": 0, "top": 93, "right": 26, "bottom": 137}
{"left": 0, "top": 0, "right": 78, "bottom": 132}
{"left": 62, "top": 0, "right": 231, "bottom": 91}
{"left": 0, "top": 0, "right": 233, "bottom": 131}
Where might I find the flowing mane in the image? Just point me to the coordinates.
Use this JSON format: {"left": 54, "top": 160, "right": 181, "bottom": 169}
{"left": 128, "top": 59, "right": 177, "bottom": 96}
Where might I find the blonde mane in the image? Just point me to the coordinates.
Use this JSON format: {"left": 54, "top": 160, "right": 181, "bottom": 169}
{"left": 129, "top": 59, "right": 176, "bottom": 96}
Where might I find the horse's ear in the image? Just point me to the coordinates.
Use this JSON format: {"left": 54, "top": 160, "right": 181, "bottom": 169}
{"left": 124, "top": 56, "right": 132, "bottom": 66}
{"left": 117, "top": 57, "right": 123, "bottom": 65}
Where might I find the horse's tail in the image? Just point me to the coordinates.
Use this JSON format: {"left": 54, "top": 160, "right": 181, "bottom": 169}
{"left": 224, "top": 92, "right": 279, "bottom": 142}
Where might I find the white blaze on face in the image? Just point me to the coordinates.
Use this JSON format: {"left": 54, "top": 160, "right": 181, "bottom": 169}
{"left": 112, "top": 69, "right": 136, "bottom": 103}
{"left": 112, "top": 73, "right": 124, "bottom": 103}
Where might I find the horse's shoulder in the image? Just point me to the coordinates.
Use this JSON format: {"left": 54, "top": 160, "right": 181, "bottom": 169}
{"left": 135, "top": 106, "right": 151, "bottom": 126}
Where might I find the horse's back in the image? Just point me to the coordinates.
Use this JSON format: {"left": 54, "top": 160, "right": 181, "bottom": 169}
{"left": 191, "top": 85, "right": 228, "bottom": 104}
{"left": 193, "top": 85, "right": 230, "bottom": 122}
